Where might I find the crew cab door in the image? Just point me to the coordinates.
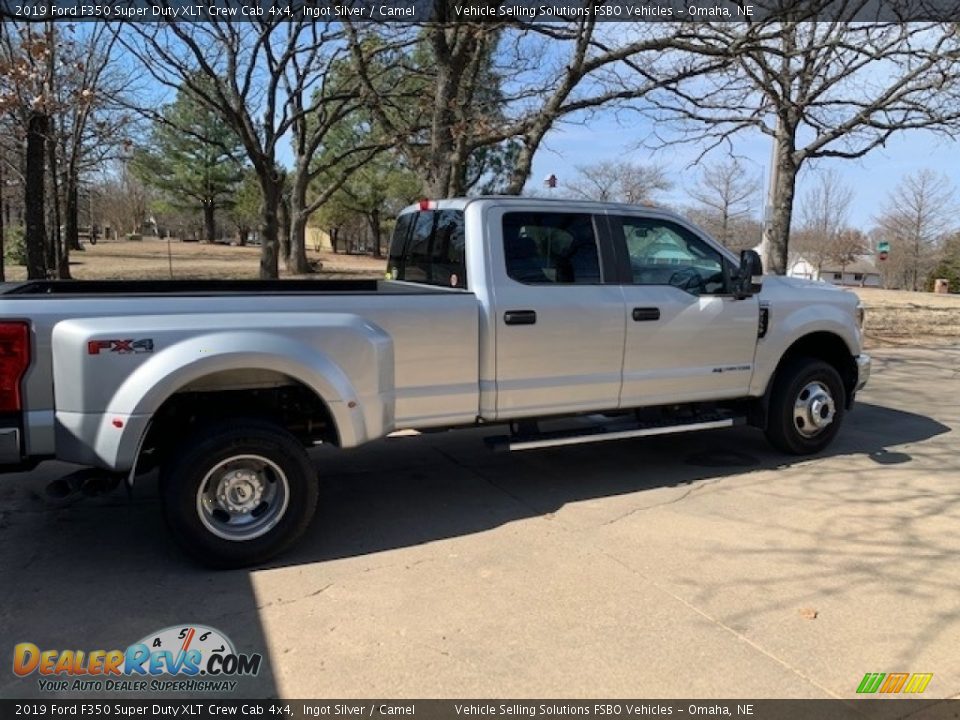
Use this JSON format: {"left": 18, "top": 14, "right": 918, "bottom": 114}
{"left": 488, "top": 207, "right": 625, "bottom": 419}
{"left": 610, "top": 214, "right": 759, "bottom": 407}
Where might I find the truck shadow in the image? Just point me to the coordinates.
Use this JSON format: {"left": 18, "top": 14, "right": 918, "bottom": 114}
{"left": 287, "top": 401, "right": 951, "bottom": 566}
{"left": 0, "top": 466, "right": 280, "bottom": 699}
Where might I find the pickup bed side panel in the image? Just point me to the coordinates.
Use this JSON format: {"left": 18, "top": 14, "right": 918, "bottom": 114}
{"left": 3, "top": 290, "right": 479, "bottom": 462}
{"left": 52, "top": 314, "right": 392, "bottom": 470}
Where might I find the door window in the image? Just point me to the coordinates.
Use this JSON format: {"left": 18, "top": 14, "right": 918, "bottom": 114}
{"left": 503, "top": 212, "right": 602, "bottom": 285}
{"left": 617, "top": 217, "right": 729, "bottom": 295}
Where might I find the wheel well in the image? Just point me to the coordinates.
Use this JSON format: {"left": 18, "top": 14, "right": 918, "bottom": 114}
{"left": 136, "top": 370, "right": 339, "bottom": 474}
{"left": 748, "top": 332, "right": 857, "bottom": 428}
{"left": 774, "top": 332, "right": 858, "bottom": 403}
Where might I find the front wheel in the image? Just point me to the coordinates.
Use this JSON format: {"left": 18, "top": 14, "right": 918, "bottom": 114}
{"left": 765, "top": 357, "right": 846, "bottom": 455}
{"left": 160, "top": 419, "right": 319, "bottom": 568}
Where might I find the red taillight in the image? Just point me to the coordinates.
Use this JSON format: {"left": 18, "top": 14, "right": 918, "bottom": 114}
{"left": 0, "top": 322, "right": 30, "bottom": 413}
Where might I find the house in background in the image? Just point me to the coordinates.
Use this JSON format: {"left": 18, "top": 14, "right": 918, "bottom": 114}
{"left": 818, "top": 258, "right": 881, "bottom": 287}
{"left": 754, "top": 245, "right": 881, "bottom": 287}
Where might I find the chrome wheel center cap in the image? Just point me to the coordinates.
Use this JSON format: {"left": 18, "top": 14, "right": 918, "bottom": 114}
{"left": 808, "top": 394, "right": 834, "bottom": 429}
{"left": 794, "top": 381, "right": 836, "bottom": 437}
{"left": 217, "top": 471, "right": 264, "bottom": 514}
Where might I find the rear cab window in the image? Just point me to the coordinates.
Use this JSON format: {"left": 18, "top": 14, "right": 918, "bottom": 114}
{"left": 502, "top": 212, "right": 602, "bottom": 284}
{"left": 387, "top": 209, "right": 467, "bottom": 289}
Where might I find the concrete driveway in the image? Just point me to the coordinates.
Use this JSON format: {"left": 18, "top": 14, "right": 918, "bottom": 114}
{"left": 1, "top": 346, "right": 957, "bottom": 703}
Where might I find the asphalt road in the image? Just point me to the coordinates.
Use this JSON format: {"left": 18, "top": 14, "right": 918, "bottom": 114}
{"left": 1, "top": 346, "right": 958, "bottom": 710}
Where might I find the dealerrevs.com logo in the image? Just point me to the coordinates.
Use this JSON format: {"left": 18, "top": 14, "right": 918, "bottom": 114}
{"left": 13, "top": 625, "right": 262, "bottom": 693}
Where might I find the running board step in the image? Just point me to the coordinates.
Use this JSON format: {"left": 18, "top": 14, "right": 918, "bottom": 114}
{"left": 486, "top": 414, "right": 746, "bottom": 452}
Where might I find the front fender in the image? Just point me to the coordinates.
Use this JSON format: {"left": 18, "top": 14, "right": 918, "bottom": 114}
{"left": 750, "top": 303, "right": 860, "bottom": 397}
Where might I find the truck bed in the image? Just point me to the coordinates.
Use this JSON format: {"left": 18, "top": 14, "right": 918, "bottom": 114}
{"left": 0, "top": 279, "right": 480, "bottom": 462}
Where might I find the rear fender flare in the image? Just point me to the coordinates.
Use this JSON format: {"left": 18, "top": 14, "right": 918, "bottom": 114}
{"left": 101, "top": 331, "right": 391, "bottom": 471}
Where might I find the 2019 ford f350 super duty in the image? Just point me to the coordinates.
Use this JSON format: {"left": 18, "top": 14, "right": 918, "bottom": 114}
{"left": 0, "top": 197, "right": 870, "bottom": 567}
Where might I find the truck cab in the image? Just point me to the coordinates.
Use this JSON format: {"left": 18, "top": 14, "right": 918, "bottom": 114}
{"left": 386, "top": 197, "right": 868, "bottom": 434}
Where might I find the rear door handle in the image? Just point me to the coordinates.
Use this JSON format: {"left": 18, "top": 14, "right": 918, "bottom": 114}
{"left": 632, "top": 307, "right": 661, "bottom": 322}
{"left": 504, "top": 310, "right": 537, "bottom": 325}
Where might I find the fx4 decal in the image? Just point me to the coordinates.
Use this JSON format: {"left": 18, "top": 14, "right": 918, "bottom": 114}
{"left": 87, "top": 339, "right": 155, "bottom": 355}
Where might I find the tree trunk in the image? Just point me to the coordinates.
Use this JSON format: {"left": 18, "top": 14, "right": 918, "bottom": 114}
{"left": 287, "top": 214, "right": 312, "bottom": 274}
{"left": 257, "top": 178, "right": 280, "bottom": 279}
{"left": 368, "top": 210, "right": 382, "bottom": 258}
{"left": 278, "top": 194, "right": 291, "bottom": 267}
{"left": 65, "top": 170, "right": 81, "bottom": 252}
{"left": 203, "top": 202, "right": 216, "bottom": 244}
{"left": 912, "top": 237, "right": 921, "bottom": 291}
{"left": 760, "top": 133, "right": 799, "bottom": 276}
{"left": 504, "top": 131, "right": 548, "bottom": 196}
{"left": 285, "top": 172, "right": 311, "bottom": 274}
{"left": 0, "top": 157, "right": 5, "bottom": 282}
{"left": 427, "top": 53, "right": 456, "bottom": 199}
{"left": 60, "top": 171, "right": 77, "bottom": 279}
{"left": 331, "top": 227, "right": 340, "bottom": 254}
{"left": 24, "top": 112, "right": 49, "bottom": 280}
{"left": 46, "top": 132, "right": 64, "bottom": 278}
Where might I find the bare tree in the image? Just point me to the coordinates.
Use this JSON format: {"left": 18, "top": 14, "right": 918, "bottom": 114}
{"left": 793, "top": 169, "right": 854, "bottom": 279}
{"left": 54, "top": 24, "right": 130, "bottom": 259}
{"left": 829, "top": 227, "right": 869, "bottom": 274}
{"left": 687, "top": 159, "right": 758, "bottom": 248}
{"left": 685, "top": 209, "right": 763, "bottom": 253}
{"left": 650, "top": 11, "right": 960, "bottom": 274}
{"left": 123, "top": 20, "right": 380, "bottom": 278}
{"left": 1, "top": 21, "right": 130, "bottom": 278}
{"left": 0, "top": 22, "right": 53, "bottom": 279}
{"left": 874, "top": 169, "right": 957, "bottom": 291}
{"left": 345, "top": 18, "right": 728, "bottom": 198}
{"left": 90, "top": 161, "right": 150, "bottom": 240}
{"left": 562, "top": 160, "right": 672, "bottom": 204}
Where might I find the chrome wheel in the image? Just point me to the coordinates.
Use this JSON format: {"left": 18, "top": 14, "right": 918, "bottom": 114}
{"left": 196, "top": 455, "right": 290, "bottom": 542}
{"left": 793, "top": 381, "right": 836, "bottom": 438}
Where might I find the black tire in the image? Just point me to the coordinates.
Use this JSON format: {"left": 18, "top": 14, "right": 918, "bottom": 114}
{"left": 765, "top": 357, "right": 846, "bottom": 455}
{"left": 160, "top": 419, "right": 318, "bottom": 569}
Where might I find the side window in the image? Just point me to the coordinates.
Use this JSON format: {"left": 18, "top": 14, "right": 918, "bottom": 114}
{"left": 618, "top": 217, "right": 728, "bottom": 295}
{"left": 386, "top": 210, "right": 467, "bottom": 288}
{"left": 503, "top": 212, "right": 601, "bottom": 285}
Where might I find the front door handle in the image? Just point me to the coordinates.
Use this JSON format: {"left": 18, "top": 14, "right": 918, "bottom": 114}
{"left": 504, "top": 310, "right": 537, "bottom": 325}
{"left": 632, "top": 307, "right": 661, "bottom": 322}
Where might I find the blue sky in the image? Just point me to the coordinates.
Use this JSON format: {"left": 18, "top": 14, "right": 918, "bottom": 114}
{"left": 529, "top": 110, "right": 959, "bottom": 231}
{"left": 125, "top": 22, "right": 958, "bottom": 231}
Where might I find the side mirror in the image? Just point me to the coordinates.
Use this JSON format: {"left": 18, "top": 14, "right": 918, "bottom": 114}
{"left": 735, "top": 249, "right": 763, "bottom": 298}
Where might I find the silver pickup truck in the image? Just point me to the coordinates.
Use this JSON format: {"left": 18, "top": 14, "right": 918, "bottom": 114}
{"left": 0, "top": 197, "right": 870, "bottom": 567}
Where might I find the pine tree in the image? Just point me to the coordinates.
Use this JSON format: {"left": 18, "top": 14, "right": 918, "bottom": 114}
{"left": 134, "top": 79, "right": 245, "bottom": 243}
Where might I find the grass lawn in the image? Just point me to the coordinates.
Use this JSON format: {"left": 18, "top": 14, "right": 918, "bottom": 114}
{"left": 3, "top": 236, "right": 388, "bottom": 282}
